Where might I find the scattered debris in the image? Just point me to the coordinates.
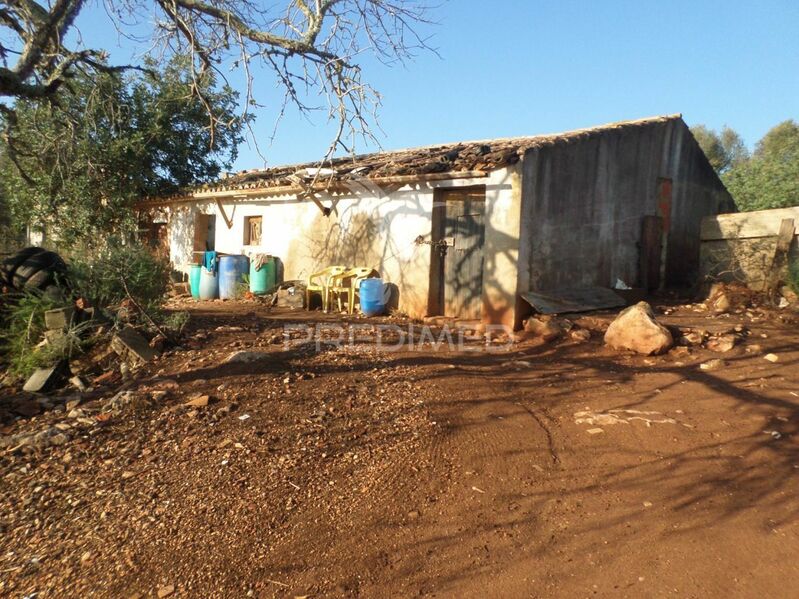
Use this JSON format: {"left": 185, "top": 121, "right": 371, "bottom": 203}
{"left": 23, "top": 362, "right": 68, "bottom": 393}
{"left": 700, "top": 358, "right": 727, "bottom": 371}
{"left": 184, "top": 394, "right": 212, "bottom": 408}
{"left": 111, "top": 326, "right": 160, "bottom": 364}
{"left": 707, "top": 290, "right": 732, "bottom": 314}
{"left": 706, "top": 334, "right": 738, "bottom": 353}
{"left": 1, "top": 279, "right": 796, "bottom": 596}
{"left": 224, "top": 350, "right": 270, "bottom": 363}
{"left": 570, "top": 328, "right": 591, "bottom": 342}
{"left": 157, "top": 584, "right": 176, "bottom": 598}
{"left": 522, "top": 315, "right": 569, "bottom": 342}
{"left": 276, "top": 285, "right": 305, "bottom": 309}
{"left": 703, "top": 281, "right": 753, "bottom": 314}
{"left": 574, "top": 408, "right": 677, "bottom": 427}
{"left": 519, "top": 287, "right": 625, "bottom": 314}
{"left": 764, "top": 353, "right": 780, "bottom": 363}
{"left": 68, "top": 375, "right": 88, "bottom": 392}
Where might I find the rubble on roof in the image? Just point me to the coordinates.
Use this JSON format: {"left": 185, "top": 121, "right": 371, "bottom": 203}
{"left": 163, "top": 114, "right": 682, "bottom": 198}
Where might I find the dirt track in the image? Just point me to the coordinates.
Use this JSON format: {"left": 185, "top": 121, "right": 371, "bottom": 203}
{"left": 1, "top": 301, "right": 799, "bottom": 598}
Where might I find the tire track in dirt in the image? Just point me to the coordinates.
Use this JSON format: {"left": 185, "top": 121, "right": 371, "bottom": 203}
{"left": 515, "top": 402, "right": 561, "bottom": 465}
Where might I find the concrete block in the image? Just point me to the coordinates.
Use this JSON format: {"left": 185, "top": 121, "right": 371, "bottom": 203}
{"left": 44, "top": 307, "right": 74, "bottom": 330}
{"left": 22, "top": 361, "right": 67, "bottom": 393}
{"left": 69, "top": 376, "right": 88, "bottom": 392}
{"left": 277, "top": 288, "right": 305, "bottom": 309}
{"left": 111, "top": 326, "right": 160, "bottom": 364}
{"left": 44, "top": 329, "right": 66, "bottom": 344}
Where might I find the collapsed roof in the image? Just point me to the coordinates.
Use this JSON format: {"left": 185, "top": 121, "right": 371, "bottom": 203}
{"left": 159, "top": 114, "right": 683, "bottom": 200}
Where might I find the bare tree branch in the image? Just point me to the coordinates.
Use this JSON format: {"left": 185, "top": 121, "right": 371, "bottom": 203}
{"left": 0, "top": 0, "right": 436, "bottom": 170}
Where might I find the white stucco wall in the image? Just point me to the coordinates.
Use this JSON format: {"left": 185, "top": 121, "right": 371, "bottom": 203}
{"left": 165, "top": 167, "right": 521, "bottom": 321}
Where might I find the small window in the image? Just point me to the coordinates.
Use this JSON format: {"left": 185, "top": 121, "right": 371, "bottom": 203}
{"left": 244, "top": 216, "right": 262, "bottom": 245}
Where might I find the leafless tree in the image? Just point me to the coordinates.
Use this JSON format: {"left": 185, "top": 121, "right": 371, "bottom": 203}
{"left": 0, "top": 0, "right": 435, "bottom": 160}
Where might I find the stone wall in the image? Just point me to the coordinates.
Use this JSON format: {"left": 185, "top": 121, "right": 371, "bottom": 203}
{"left": 700, "top": 207, "right": 799, "bottom": 291}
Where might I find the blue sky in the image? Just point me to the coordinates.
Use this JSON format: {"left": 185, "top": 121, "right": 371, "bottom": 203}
{"left": 82, "top": 0, "right": 799, "bottom": 170}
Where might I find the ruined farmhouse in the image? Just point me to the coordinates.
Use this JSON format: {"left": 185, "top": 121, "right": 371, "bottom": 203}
{"left": 140, "top": 114, "right": 734, "bottom": 328}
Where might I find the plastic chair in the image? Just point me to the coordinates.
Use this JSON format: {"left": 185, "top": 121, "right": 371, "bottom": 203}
{"left": 306, "top": 266, "right": 346, "bottom": 312}
{"left": 330, "top": 267, "right": 377, "bottom": 314}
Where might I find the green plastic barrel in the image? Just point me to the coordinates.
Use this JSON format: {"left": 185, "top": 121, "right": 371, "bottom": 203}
{"left": 249, "top": 257, "right": 275, "bottom": 295}
{"left": 189, "top": 264, "right": 202, "bottom": 299}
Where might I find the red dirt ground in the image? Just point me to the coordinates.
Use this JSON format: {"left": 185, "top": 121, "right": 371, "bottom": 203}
{"left": 1, "top": 300, "right": 798, "bottom": 598}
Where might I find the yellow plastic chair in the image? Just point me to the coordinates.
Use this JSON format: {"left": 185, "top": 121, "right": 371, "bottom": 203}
{"left": 306, "top": 266, "right": 346, "bottom": 312}
{"left": 330, "top": 267, "right": 377, "bottom": 314}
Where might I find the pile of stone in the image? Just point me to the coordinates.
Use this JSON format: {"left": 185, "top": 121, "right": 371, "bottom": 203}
{"left": 675, "top": 324, "right": 748, "bottom": 353}
{"left": 7, "top": 305, "right": 164, "bottom": 423}
{"left": 519, "top": 314, "right": 593, "bottom": 344}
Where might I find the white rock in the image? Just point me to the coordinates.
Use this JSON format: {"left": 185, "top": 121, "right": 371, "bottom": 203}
{"left": 700, "top": 358, "right": 726, "bottom": 371}
{"left": 604, "top": 302, "right": 673, "bottom": 355}
{"left": 224, "top": 350, "right": 269, "bottom": 364}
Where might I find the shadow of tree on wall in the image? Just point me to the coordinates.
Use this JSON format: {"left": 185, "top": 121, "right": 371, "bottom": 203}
{"left": 282, "top": 188, "right": 432, "bottom": 312}
{"left": 161, "top": 171, "right": 521, "bottom": 319}
{"left": 280, "top": 171, "right": 520, "bottom": 319}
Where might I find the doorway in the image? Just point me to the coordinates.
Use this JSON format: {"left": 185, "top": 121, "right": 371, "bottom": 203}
{"left": 428, "top": 187, "right": 486, "bottom": 319}
{"left": 193, "top": 213, "right": 216, "bottom": 253}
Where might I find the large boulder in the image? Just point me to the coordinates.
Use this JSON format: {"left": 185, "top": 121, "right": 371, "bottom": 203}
{"left": 604, "top": 302, "right": 673, "bottom": 355}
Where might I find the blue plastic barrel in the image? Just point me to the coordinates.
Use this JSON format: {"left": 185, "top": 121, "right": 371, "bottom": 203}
{"left": 189, "top": 264, "right": 202, "bottom": 299}
{"left": 359, "top": 278, "right": 385, "bottom": 316}
{"left": 219, "top": 255, "right": 249, "bottom": 299}
{"left": 198, "top": 266, "right": 218, "bottom": 300}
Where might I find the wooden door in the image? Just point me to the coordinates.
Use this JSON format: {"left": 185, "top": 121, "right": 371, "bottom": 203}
{"left": 639, "top": 215, "right": 663, "bottom": 292}
{"left": 440, "top": 189, "right": 486, "bottom": 319}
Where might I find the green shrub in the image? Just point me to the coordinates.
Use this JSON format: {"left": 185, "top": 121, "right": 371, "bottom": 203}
{"left": 69, "top": 242, "right": 170, "bottom": 310}
{"left": 0, "top": 292, "right": 63, "bottom": 377}
{"left": 161, "top": 310, "right": 190, "bottom": 335}
{"left": 789, "top": 259, "right": 799, "bottom": 294}
{"left": 234, "top": 274, "right": 250, "bottom": 299}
